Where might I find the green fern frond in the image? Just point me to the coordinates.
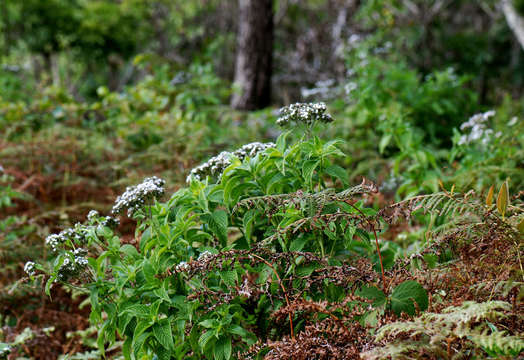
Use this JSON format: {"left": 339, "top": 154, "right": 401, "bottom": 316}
{"left": 370, "top": 301, "right": 515, "bottom": 359}
{"left": 470, "top": 330, "right": 524, "bottom": 357}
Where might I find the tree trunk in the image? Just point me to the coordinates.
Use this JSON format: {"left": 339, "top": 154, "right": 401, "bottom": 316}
{"left": 231, "top": 0, "right": 273, "bottom": 110}
{"left": 502, "top": 0, "right": 524, "bottom": 50}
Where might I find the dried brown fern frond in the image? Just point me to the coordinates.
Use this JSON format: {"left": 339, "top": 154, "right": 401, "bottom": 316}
{"left": 263, "top": 318, "right": 366, "bottom": 360}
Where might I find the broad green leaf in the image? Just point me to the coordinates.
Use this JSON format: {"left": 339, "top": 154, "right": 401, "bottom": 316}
{"left": 302, "top": 160, "right": 320, "bottom": 185}
{"left": 142, "top": 260, "right": 156, "bottom": 283}
{"left": 220, "top": 269, "right": 238, "bottom": 287}
{"left": 289, "top": 236, "right": 308, "bottom": 252}
{"left": 202, "top": 209, "right": 228, "bottom": 244}
{"left": 122, "top": 337, "right": 132, "bottom": 360}
{"left": 132, "top": 332, "right": 150, "bottom": 358}
{"left": 122, "top": 304, "right": 151, "bottom": 318}
{"left": 153, "top": 319, "right": 174, "bottom": 350}
{"left": 199, "top": 319, "right": 218, "bottom": 329}
{"left": 390, "top": 280, "right": 428, "bottom": 316}
{"left": 120, "top": 244, "right": 139, "bottom": 258}
{"left": 497, "top": 180, "right": 509, "bottom": 219}
{"left": 214, "top": 336, "right": 232, "bottom": 360}
{"left": 325, "top": 164, "right": 349, "bottom": 186}
{"left": 356, "top": 285, "right": 386, "bottom": 307}
{"left": 379, "top": 134, "right": 392, "bottom": 154}
{"left": 242, "top": 210, "right": 257, "bottom": 242}
{"left": 198, "top": 330, "right": 215, "bottom": 350}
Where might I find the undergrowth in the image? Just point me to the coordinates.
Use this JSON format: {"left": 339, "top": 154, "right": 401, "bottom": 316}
{"left": 14, "top": 105, "right": 523, "bottom": 359}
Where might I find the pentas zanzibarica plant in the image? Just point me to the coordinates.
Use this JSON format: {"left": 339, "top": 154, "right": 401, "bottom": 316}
{"left": 26, "top": 103, "right": 439, "bottom": 360}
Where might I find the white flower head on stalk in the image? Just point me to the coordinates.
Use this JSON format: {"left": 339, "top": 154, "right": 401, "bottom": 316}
{"left": 44, "top": 224, "right": 89, "bottom": 252}
{"left": 186, "top": 142, "right": 275, "bottom": 183}
{"left": 458, "top": 110, "right": 496, "bottom": 146}
{"left": 24, "top": 261, "right": 36, "bottom": 276}
{"left": 276, "top": 102, "right": 333, "bottom": 128}
{"left": 87, "top": 210, "right": 99, "bottom": 222}
{"left": 56, "top": 249, "right": 89, "bottom": 282}
{"left": 111, "top": 176, "right": 165, "bottom": 216}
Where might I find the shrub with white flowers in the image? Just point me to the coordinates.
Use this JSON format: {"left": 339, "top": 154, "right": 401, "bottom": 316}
{"left": 276, "top": 102, "right": 333, "bottom": 128}
{"left": 111, "top": 176, "right": 165, "bottom": 216}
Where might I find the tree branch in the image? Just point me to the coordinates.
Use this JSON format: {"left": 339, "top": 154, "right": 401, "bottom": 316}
{"left": 502, "top": 0, "right": 524, "bottom": 50}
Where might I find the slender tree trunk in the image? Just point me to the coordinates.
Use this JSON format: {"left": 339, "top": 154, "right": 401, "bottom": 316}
{"left": 502, "top": 0, "right": 524, "bottom": 50}
{"left": 231, "top": 0, "right": 273, "bottom": 110}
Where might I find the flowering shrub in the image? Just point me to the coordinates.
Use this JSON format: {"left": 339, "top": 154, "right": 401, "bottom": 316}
{"left": 25, "top": 103, "right": 523, "bottom": 359}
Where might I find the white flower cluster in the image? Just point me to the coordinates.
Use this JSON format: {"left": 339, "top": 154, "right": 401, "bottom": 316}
{"left": 276, "top": 102, "right": 333, "bottom": 127}
{"left": 56, "top": 248, "right": 88, "bottom": 281}
{"left": 187, "top": 142, "right": 275, "bottom": 183}
{"left": 0, "top": 344, "right": 10, "bottom": 358}
{"left": 87, "top": 209, "right": 120, "bottom": 228}
{"left": 87, "top": 210, "right": 99, "bottom": 222}
{"left": 24, "top": 261, "right": 36, "bottom": 276}
{"left": 458, "top": 110, "right": 498, "bottom": 146}
{"left": 175, "top": 261, "right": 190, "bottom": 272}
{"left": 197, "top": 250, "right": 213, "bottom": 262}
{"left": 45, "top": 224, "right": 88, "bottom": 252}
{"left": 111, "top": 176, "right": 165, "bottom": 216}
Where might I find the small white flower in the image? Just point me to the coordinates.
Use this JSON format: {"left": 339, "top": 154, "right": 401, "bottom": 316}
{"left": 24, "top": 261, "right": 36, "bottom": 276}
{"left": 198, "top": 250, "right": 213, "bottom": 262}
{"left": 87, "top": 210, "right": 99, "bottom": 221}
{"left": 175, "top": 261, "right": 190, "bottom": 272}
{"left": 508, "top": 117, "right": 518, "bottom": 126}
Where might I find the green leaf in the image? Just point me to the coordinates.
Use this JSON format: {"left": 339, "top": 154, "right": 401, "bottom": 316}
{"left": 289, "top": 236, "right": 308, "bottom": 252}
{"left": 302, "top": 160, "right": 320, "bottom": 184}
{"left": 497, "top": 180, "right": 509, "bottom": 219}
{"left": 199, "top": 319, "right": 217, "bottom": 329}
{"left": 356, "top": 285, "right": 386, "bottom": 307}
{"left": 390, "top": 280, "right": 428, "bottom": 316}
{"left": 214, "top": 336, "right": 232, "bottom": 360}
{"left": 220, "top": 269, "right": 238, "bottom": 287}
{"left": 120, "top": 244, "right": 139, "bottom": 258}
{"left": 122, "top": 337, "right": 132, "bottom": 359}
{"left": 242, "top": 210, "right": 257, "bottom": 243}
{"left": 202, "top": 209, "right": 228, "bottom": 244}
{"left": 276, "top": 131, "right": 290, "bottom": 153}
{"left": 379, "top": 134, "right": 392, "bottom": 154}
{"left": 198, "top": 330, "right": 215, "bottom": 350}
{"left": 142, "top": 260, "right": 156, "bottom": 283}
{"left": 123, "top": 304, "right": 151, "bottom": 318}
{"left": 153, "top": 319, "right": 174, "bottom": 350}
{"left": 133, "top": 332, "right": 150, "bottom": 358}
{"left": 325, "top": 164, "right": 349, "bottom": 186}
